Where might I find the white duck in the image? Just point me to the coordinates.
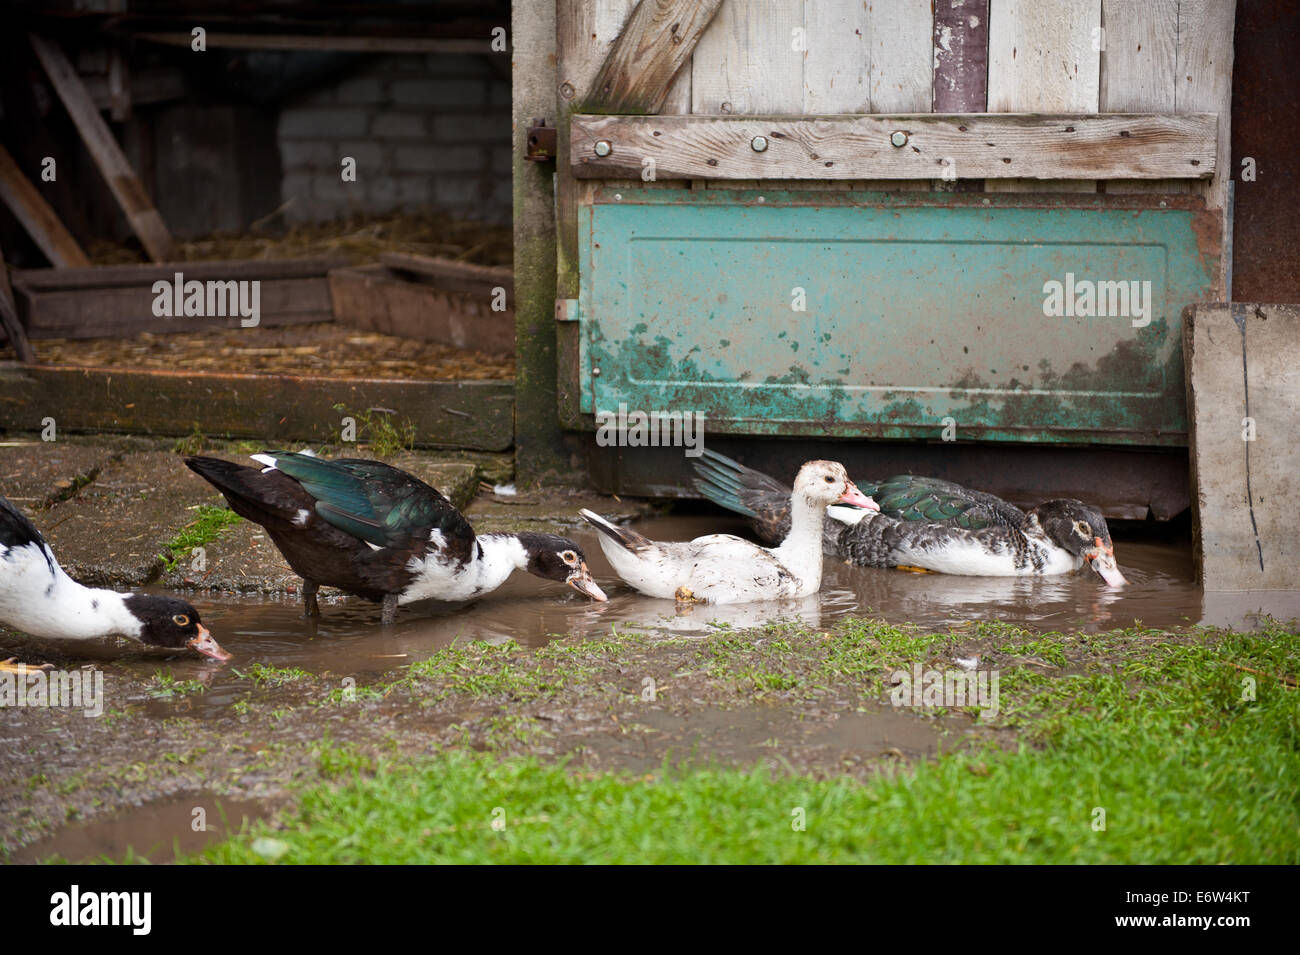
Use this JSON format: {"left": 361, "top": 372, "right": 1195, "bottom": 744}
{"left": 580, "top": 460, "right": 877, "bottom": 604}
{"left": 0, "top": 494, "right": 228, "bottom": 669}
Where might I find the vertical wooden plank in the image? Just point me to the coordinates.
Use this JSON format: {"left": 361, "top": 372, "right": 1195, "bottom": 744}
{"left": 803, "top": 0, "right": 870, "bottom": 113}
{"left": 557, "top": 0, "right": 637, "bottom": 297}
{"left": 29, "top": 34, "right": 174, "bottom": 262}
{"left": 1100, "top": 0, "right": 1180, "bottom": 194}
{"left": 934, "top": 0, "right": 990, "bottom": 111}
{"left": 987, "top": 0, "right": 1101, "bottom": 192}
{"left": 690, "top": 0, "right": 803, "bottom": 114}
{"left": 0, "top": 145, "right": 91, "bottom": 268}
{"left": 1176, "top": 0, "right": 1236, "bottom": 236}
{"left": 693, "top": 0, "right": 803, "bottom": 190}
{"left": 514, "top": 0, "right": 567, "bottom": 482}
{"left": 865, "top": 0, "right": 934, "bottom": 191}
{"left": 934, "top": 0, "right": 989, "bottom": 191}
{"left": 867, "top": 0, "right": 934, "bottom": 111}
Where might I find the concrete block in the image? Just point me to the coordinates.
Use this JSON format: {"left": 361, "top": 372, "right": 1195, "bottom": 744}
{"left": 371, "top": 113, "right": 427, "bottom": 139}
{"left": 338, "top": 141, "right": 385, "bottom": 169}
{"left": 335, "top": 76, "right": 385, "bottom": 104}
{"left": 396, "top": 145, "right": 482, "bottom": 173}
{"left": 433, "top": 112, "right": 509, "bottom": 143}
{"left": 395, "top": 176, "right": 432, "bottom": 202}
{"left": 280, "top": 140, "right": 336, "bottom": 168}
{"left": 434, "top": 177, "right": 484, "bottom": 206}
{"left": 278, "top": 108, "right": 369, "bottom": 139}
{"left": 392, "top": 79, "right": 486, "bottom": 107}
{"left": 1184, "top": 303, "right": 1300, "bottom": 591}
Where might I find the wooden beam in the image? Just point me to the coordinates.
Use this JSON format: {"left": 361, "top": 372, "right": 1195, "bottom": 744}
{"left": 29, "top": 34, "right": 174, "bottom": 263}
{"left": 134, "top": 32, "right": 493, "bottom": 54}
{"left": 0, "top": 251, "right": 37, "bottom": 364}
{"left": 0, "top": 367, "right": 515, "bottom": 452}
{"left": 571, "top": 112, "right": 1218, "bottom": 181}
{"left": 0, "top": 145, "right": 91, "bottom": 268}
{"left": 582, "top": 0, "right": 724, "bottom": 113}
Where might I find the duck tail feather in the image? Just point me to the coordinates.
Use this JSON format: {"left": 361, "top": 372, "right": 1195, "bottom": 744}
{"left": 579, "top": 508, "right": 650, "bottom": 553}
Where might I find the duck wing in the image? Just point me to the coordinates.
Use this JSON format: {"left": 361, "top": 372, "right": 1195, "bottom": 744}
{"left": 857, "top": 475, "right": 1025, "bottom": 529}
{"left": 259, "top": 452, "right": 477, "bottom": 560}
{"left": 692, "top": 450, "right": 795, "bottom": 544}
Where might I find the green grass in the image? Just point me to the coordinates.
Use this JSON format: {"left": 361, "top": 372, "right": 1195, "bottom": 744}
{"left": 178, "top": 621, "right": 1300, "bottom": 864}
{"left": 160, "top": 505, "right": 242, "bottom": 571}
{"left": 146, "top": 672, "right": 207, "bottom": 699}
{"left": 330, "top": 404, "right": 416, "bottom": 456}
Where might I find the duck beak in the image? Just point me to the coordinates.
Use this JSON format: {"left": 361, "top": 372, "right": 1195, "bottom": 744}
{"left": 188, "top": 625, "right": 232, "bottom": 662}
{"left": 1085, "top": 537, "right": 1128, "bottom": 587}
{"left": 567, "top": 563, "right": 608, "bottom": 602}
{"left": 838, "top": 481, "right": 879, "bottom": 511}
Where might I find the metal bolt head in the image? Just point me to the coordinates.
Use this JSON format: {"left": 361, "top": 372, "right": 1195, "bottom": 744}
{"left": 751, "top": 135, "right": 768, "bottom": 152}
{"left": 592, "top": 367, "right": 602, "bottom": 376}
{"left": 890, "top": 130, "right": 908, "bottom": 147}
{"left": 594, "top": 140, "right": 612, "bottom": 157}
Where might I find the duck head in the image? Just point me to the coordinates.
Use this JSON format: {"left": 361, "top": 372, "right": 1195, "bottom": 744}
{"left": 122, "top": 595, "right": 229, "bottom": 660}
{"left": 794, "top": 460, "right": 879, "bottom": 511}
{"left": 1031, "top": 501, "right": 1127, "bottom": 586}
{"left": 517, "top": 533, "right": 608, "bottom": 601}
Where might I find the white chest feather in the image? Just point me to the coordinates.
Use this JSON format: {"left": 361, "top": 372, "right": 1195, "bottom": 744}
{"left": 399, "top": 534, "right": 525, "bottom": 604}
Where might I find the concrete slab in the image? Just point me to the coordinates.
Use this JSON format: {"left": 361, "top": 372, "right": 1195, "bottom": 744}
{"left": 464, "top": 488, "right": 661, "bottom": 536}
{"left": 0, "top": 442, "right": 118, "bottom": 511}
{"left": 1184, "top": 303, "right": 1300, "bottom": 591}
{"left": 40, "top": 451, "right": 219, "bottom": 587}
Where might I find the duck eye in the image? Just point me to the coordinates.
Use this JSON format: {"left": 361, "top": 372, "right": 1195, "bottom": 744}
{"left": 1073, "top": 521, "right": 1091, "bottom": 537}
{"left": 561, "top": 550, "right": 577, "bottom": 563}
{"left": 172, "top": 614, "right": 190, "bottom": 627}
{"left": 824, "top": 475, "right": 834, "bottom": 483}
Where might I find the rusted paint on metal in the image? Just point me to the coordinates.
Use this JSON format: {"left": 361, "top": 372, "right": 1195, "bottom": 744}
{"left": 576, "top": 187, "right": 1218, "bottom": 447}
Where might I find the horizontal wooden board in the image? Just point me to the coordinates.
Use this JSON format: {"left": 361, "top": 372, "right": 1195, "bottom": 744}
{"left": 0, "top": 366, "right": 515, "bottom": 451}
{"left": 570, "top": 112, "right": 1217, "bottom": 180}
{"left": 330, "top": 265, "right": 515, "bottom": 355}
{"left": 12, "top": 256, "right": 348, "bottom": 291}
{"left": 15, "top": 277, "right": 333, "bottom": 339}
{"left": 376, "top": 253, "right": 512, "bottom": 298}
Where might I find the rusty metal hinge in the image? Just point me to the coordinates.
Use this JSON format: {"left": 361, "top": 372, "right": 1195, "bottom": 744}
{"left": 525, "top": 119, "right": 557, "bottom": 162}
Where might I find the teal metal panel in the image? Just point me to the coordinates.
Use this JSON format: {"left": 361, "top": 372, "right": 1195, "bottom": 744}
{"left": 578, "top": 189, "right": 1217, "bottom": 446}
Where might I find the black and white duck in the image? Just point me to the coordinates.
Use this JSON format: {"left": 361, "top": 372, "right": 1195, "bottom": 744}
{"left": 0, "top": 494, "right": 227, "bottom": 670}
{"left": 582, "top": 460, "right": 877, "bottom": 603}
{"left": 693, "top": 450, "right": 1127, "bottom": 586}
{"left": 186, "top": 452, "right": 607, "bottom": 624}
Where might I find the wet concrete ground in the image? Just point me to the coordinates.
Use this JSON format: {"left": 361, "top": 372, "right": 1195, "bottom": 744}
{"left": 2, "top": 436, "right": 1296, "bottom": 862}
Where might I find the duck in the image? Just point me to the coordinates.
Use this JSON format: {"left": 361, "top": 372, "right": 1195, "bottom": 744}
{"left": 185, "top": 452, "right": 607, "bottom": 624}
{"left": 581, "top": 460, "right": 877, "bottom": 604}
{"left": 0, "top": 494, "right": 227, "bottom": 670}
{"left": 693, "top": 450, "right": 1127, "bottom": 586}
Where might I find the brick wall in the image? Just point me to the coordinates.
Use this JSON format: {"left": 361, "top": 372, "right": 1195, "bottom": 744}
{"left": 277, "top": 53, "right": 511, "bottom": 225}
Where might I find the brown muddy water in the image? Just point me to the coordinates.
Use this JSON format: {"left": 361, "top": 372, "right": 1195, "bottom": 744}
{"left": 37, "top": 513, "right": 1295, "bottom": 716}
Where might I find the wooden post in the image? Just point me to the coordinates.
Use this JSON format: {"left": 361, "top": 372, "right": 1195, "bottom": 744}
{"left": 29, "top": 34, "right": 174, "bottom": 263}
{"left": 0, "top": 145, "right": 91, "bottom": 268}
{"left": 513, "top": 0, "right": 568, "bottom": 485}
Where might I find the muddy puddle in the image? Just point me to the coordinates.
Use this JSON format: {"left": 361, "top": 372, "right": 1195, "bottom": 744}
{"left": 11, "top": 794, "right": 271, "bottom": 864}
{"left": 52, "top": 513, "right": 1294, "bottom": 718}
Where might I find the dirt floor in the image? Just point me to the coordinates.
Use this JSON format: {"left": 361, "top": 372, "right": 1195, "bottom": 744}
{"left": 27, "top": 323, "right": 514, "bottom": 380}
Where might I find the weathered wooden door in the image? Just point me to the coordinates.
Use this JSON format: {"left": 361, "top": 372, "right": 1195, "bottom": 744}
{"left": 543, "top": 0, "right": 1234, "bottom": 507}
